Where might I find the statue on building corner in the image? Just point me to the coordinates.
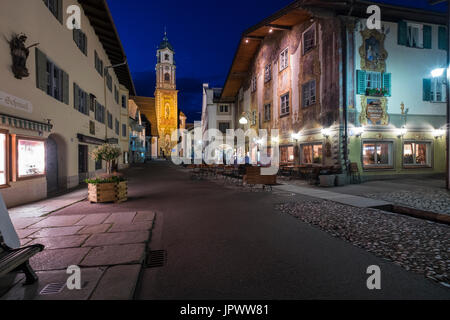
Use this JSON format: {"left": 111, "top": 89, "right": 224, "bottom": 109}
{"left": 9, "top": 33, "right": 39, "bottom": 79}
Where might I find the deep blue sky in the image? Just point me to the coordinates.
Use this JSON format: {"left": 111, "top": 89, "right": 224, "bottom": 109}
{"left": 107, "top": 0, "right": 447, "bottom": 122}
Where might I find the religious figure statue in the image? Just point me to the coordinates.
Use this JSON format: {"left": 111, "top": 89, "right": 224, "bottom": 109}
{"left": 9, "top": 33, "right": 38, "bottom": 79}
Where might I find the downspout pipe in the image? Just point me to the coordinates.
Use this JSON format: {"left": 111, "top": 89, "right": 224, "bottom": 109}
{"left": 341, "top": 19, "right": 349, "bottom": 172}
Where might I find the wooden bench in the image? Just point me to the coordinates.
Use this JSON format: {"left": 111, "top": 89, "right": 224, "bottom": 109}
{"left": 244, "top": 167, "right": 277, "bottom": 191}
{"left": 0, "top": 234, "right": 44, "bottom": 285}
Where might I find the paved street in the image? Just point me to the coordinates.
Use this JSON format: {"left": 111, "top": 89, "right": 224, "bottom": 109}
{"left": 127, "top": 162, "right": 449, "bottom": 300}
{"left": 4, "top": 161, "right": 449, "bottom": 300}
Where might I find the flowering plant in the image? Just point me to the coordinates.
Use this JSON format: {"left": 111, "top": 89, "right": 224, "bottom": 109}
{"left": 366, "top": 87, "right": 389, "bottom": 96}
{"left": 90, "top": 144, "right": 121, "bottom": 175}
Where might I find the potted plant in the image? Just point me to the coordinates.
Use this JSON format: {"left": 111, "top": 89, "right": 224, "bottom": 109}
{"left": 319, "top": 169, "right": 336, "bottom": 188}
{"left": 86, "top": 144, "right": 128, "bottom": 203}
{"left": 366, "top": 87, "right": 389, "bottom": 97}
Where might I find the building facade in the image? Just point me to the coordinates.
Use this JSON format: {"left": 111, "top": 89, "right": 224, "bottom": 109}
{"left": 0, "top": 0, "right": 135, "bottom": 207}
{"left": 220, "top": 0, "right": 448, "bottom": 181}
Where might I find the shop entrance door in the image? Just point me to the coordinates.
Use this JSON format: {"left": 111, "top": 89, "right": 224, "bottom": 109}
{"left": 78, "top": 145, "right": 88, "bottom": 182}
{"left": 46, "top": 137, "right": 58, "bottom": 194}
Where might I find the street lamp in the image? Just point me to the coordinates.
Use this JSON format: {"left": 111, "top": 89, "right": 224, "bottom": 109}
{"left": 397, "top": 126, "right": 408, "bottom": 138}
{"left": 239, "top": 112, "right": 249, "bottom": 125}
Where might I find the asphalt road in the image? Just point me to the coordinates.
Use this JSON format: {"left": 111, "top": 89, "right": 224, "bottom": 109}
{"left": 127, "top": 161, "right": 450, "bottom": 300}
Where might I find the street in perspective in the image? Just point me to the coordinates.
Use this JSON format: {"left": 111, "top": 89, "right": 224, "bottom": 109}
{"left": 0, "top": 0, "right": 449, "bottom": 310}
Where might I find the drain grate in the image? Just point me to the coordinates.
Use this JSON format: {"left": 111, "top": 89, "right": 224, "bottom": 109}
{"left": 40, "top": 283, "right": 66, "bottom": 295}
{"left": 147, "top": 250, "right": 167, "bottom": 268}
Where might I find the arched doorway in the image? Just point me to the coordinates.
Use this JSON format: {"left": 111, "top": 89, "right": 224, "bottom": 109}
{"left": 46, "top": 136, "right": 58, "bottom": 194}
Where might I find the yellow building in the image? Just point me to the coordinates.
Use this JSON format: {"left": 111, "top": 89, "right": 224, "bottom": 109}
{"left": 133, "top": 33, "right": 183, "bottom": 158}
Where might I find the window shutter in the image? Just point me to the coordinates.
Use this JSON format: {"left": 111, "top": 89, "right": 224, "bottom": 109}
{"left": 62, "top": 71, "right": 69, "bottom": 105}
{"left": 84, "top": 91, "right": 89, "bottom": 115}
{"left": 356, "top": 70, "right": 367, "bottom": 95}
{"left": 57, "top": 0, "right": 63, "bottom": 23}
{"left": 83, "top": 33, "right": 87, "bottom": 55}
{"left": 35, "top": 48, "right": 48, "bottom": 92}
{"left": 398, "top": 21, "right": 408, "bottom": 46}
{"left": 423, "top": 79, "right": 432, "bottom": 101}
{"left": 438, "top": 26, "right": 448, "bottom": 50}
{"left": 382, "top": 73, "right": 391, "bottom": 96}
{"left": 423, "top": 25, "right": 432, "bottom": 49}
{"left": 74, "top": 83, "right": 79, "bottom": 109}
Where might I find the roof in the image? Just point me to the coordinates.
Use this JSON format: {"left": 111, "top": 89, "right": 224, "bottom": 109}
{"left": 220, "top": 0, "right": 448, "bottom": 101}
{"left": 79, "top": 0, "right": 136, "bottom": 96}
{"left": 159, "top": 33, "right": 174, "bottom": 51}
{"left": 131, "top": 96, "right": 159, "bottom": 136}
{"left": 128, "top": 99, "right": 139, "bottom": 120}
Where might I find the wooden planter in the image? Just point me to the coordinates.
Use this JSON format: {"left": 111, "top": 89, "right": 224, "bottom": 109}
{"left": 88, "top": 181, "right": 128, "bottom": 203}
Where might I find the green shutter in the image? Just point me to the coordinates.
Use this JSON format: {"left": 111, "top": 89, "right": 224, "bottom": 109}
{"left": 74, "top": 83, "right": 79, "bottom": 109}
{"left": 356, "top": 70, "right": 366, "bottom": 95}
{"left": 438, "top": 26, "right": 448, "bottom": 50}
{"left": 57, "top": 0, "right": 63, "bottom": 23}
{"left": 423, "top": 79, "right": 432, "bottom": 101}
{"left": 35, "top": 48, "right": 48, "bottom": 92}
{"left": 423, "top": 25, "right": 432, "bottom": 49}
{"left": 383, "top": 73, "right": 391, "bottom": 96}
{"left": 62, "top": 71, "right": 69, "bottom": 104}
{"left": 398, "top": 20, "right": 408, "bottom": 46}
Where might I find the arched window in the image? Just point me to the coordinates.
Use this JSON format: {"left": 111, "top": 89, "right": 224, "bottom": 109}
{"left": 164, "top": 73, "right": 170, "bottom": 82}
{"left": 165, "top": 54, "right": 170, "bottom": 61}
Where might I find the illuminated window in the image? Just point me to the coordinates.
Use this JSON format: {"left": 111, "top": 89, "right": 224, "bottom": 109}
{"left": 403, "top": 142, "right": 431, "bottom": 166}
{"left": 17, "top": 139, "right": 45, "bottom": 178}
{"left": 301, "top": 143, "right": 323, "bottom": 164}
{"left": 363, "top": 142, "right": 393, "bottom": 168}
{"left": 280, "top": 146, "right": 294, "bottom": 164}
{"left": 0, "top": 133, "right": 6, "bottom": 185}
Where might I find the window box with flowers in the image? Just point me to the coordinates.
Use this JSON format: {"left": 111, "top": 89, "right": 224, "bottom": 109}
{"left": 86, "top": 144, "right": 127, "bottom": 203}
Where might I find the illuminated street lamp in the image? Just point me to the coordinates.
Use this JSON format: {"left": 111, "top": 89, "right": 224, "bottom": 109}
{"left": 397, "top": 126, "right": 408, "bottom": 138}
{"left": 239, "top": 112, "right": 249, "bottom": 125}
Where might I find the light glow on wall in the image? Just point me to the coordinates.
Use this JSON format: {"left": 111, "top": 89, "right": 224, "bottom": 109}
{"left": 18, "top": 139, "right": 45, "bottom": 177}
{"left": 0, "top": 134, "right": 6, "bottom": 185}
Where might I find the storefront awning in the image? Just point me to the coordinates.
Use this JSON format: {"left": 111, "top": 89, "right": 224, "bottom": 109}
{"left": 0, "top": 113, "right": 53, "bottom": 133}
{"left": 77, "top": 134, "right": 105, "bottom": 145}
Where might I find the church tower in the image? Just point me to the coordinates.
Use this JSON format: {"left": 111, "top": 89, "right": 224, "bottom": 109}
{"left": 155, "top": 32, "right": 178, "bottom": 157}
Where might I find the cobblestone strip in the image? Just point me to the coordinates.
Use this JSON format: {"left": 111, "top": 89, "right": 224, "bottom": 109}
{"left": 276, "top": 200, "right": 450, "bottom": 287}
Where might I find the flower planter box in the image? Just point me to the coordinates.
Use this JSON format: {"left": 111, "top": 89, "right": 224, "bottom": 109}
{"left": 319, "top": 175, "right": 336, "bottom": 188}
{"left": 88, "top": 181, "right": 128, "bottom": 203}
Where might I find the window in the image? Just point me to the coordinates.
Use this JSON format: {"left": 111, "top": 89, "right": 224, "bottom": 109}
{"left": 122, "top": 124, "right": 127, "bottom": 137}
{"left": 251, "top": 76, "right": 257, "bottom": 93}
{"left": 114, "top": 86, "right": 119, "bottom": 104}
{"left": 403, "top": 142, "right": 431, "bottom": 166}
{"left": 264, "top": 64, "right": 272, "bottom": 82}
{"left": 302, "top": 80, "right": 316, "bottom": 108}
{"left": 303, "top": 25, "right": 316, "bottom": 54}
{"left": 115, "top": 119, "right": 120, "bottom": 135}
{"left": 165, "top": 54, "right": 170, "bottom": 61}
{"left": 164, "top": 73, "right": 170, "bottom": 82}
{"left": 219, "top": 105, "right": 229, "bottom": 114}
{"left": 89, "top": 121, "right": 95, "bottom": 135}
{"left": 264, "top": 104, "right": 271, "bottom": 122}
{"left": 94, "top": 51, "right": 103, "bottom": 76}
{"left": 357, "top": 70, "right": 391, "bottom": 96}
{"left": 95, "top": 102, "right": 105, "bottom": 123}
{"left": 121, "top": 95, "right": 127, "bottom": 109}
{"left": 106, "top": 72, "right": 112, "bottom": 92}
{"left": 363, "top": 142, "right": 393, "bottom": 168}
{"left": 89, "top": 94, "right": 96, "bottom": 112}
{"left": 218, "top": 122, "right": 230, "bottom": 134}
{"left": 280, "top": 146, "right": 294, "bottom": 164}
{"left": 280, "top": 93, "right": 290, "bottom": 116}
{"left": 424, "top": 76, "right": 447, "bottom": 102}
{"left": 407, "top": 23, "right": 424, "bottom": 48}
{"left": 17, "top": 139, "right": 45, "bottom": 178}
{"left": 280, "top": 48, "right": 289, "bottom": 71}
{"left": 301, "top": 143, "right": 323, "bottom": 164}
{"left": 107, "top": 111, "right": 113, "bottom": 129}
{"left": 43, "top": 0, "right": 61, "bottom": 22}
{"left": 0, "top": 132, "right": 6, "bottom": 186}
{"left": 45, "top": 60, "right": 67, "bottom": 103}
{"left": 251, "top": 111, "right": 257, "bottom": 126}
{"left": 74, "top": 83, "right": 88, "bottom": 115}
{"left": 73, "top": 29, "right": 87, "bottom": 55}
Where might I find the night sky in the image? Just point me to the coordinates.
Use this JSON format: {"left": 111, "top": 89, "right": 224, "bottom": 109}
{"left": 107, "top": 0, "right": 448, "bottom": 123}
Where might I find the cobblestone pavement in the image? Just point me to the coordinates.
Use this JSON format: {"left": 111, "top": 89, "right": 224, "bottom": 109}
{"left": 276, "top": 200, "right": 450, "bottom": 287}
{"left": 364, "top": 190, "right": 450, "bottom": 215}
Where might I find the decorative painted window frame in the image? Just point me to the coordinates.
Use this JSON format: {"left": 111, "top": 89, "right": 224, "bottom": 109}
{"left": 302, "top": 23, "right": 317, "bottom": 55}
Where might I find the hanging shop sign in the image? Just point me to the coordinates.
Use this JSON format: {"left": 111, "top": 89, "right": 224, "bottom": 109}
{"left": 360, "top": 97, "right": 389, "bottom": 126}
{"left": 77, "top": 134, "right": 105, "bottom": 145}
{"left": 0, "top": 91, "right": 33, "bottom": 113}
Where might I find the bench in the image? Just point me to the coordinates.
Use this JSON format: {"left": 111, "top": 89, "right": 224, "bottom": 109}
{"left": 244, "top": 167, "right": 277, "bottom": 191}
{"left": 0, "top": 234, "right": 44, "bottom": 285}
{"left": 0, "top": 194, "right": 44, "bottom": 285}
